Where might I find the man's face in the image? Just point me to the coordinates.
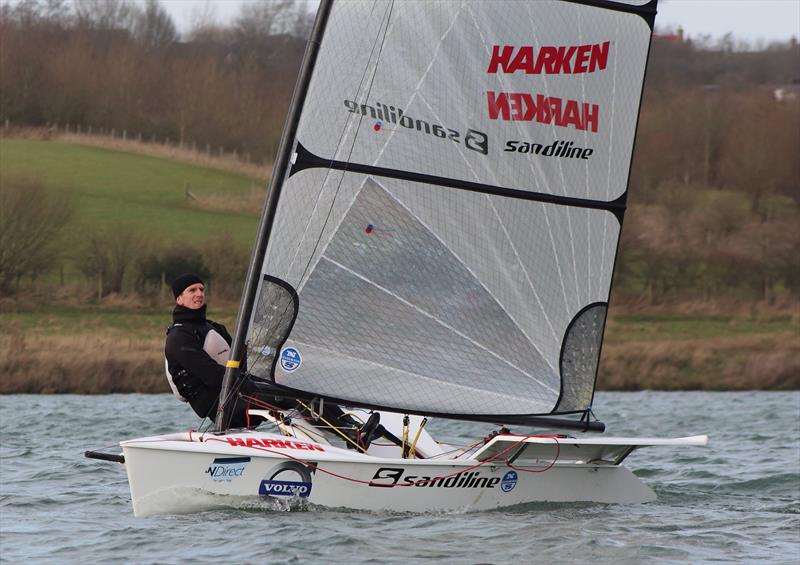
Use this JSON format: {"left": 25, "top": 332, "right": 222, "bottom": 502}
{"left": 177, "top": 282, "right": 205, "bottom": 310}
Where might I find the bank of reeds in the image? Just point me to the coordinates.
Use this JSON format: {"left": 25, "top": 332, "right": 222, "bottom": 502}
{"left": 0, "top": 333, "right": 164, "bottom": 394}
{"left": 599, "top": 333, "right": 800, "bottom": 391}
{"left": 2, "top": 324, "right": 797, "bottom": 394}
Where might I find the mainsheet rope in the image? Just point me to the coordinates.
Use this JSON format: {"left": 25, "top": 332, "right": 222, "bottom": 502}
{"left": 195, "top": 430, "right": 561, "bottom": 487}
{"left": 176, "top": 389, "right": 562, "bottom": 487}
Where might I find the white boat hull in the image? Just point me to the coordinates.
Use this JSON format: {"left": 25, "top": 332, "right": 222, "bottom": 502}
{"left": 120, "top": 430, "right": 707, "bottom": 516}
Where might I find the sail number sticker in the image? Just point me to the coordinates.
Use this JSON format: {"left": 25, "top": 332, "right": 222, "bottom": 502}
{"left": 280, "top": 347, "right": 302, "bottom": 372}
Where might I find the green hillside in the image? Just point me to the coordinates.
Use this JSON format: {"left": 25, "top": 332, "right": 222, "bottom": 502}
{"left": 0, "top": 139, "right": 262, "bottom": 247}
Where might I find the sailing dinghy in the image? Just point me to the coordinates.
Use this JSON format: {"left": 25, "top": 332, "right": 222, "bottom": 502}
{"left": 88, "top": 0, "right": 708, "bottom": 516}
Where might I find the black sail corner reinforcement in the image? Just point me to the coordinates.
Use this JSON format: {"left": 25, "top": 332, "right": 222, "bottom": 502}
{"left": 555, "top": 302, "right": 609, "bottom": 414}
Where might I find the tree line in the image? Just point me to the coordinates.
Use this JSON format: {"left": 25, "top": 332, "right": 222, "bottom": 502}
{"left": 0, "top": 0, "right": 312, "bottom": 162}
{"left": 1, "top": 0, "right": 798, "bottom": 304}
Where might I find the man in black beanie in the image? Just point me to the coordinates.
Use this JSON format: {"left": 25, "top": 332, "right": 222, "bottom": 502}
{"left": 165, "top": 273, "right": 266, "bottom": 428}
{"left": 165, "top": 274, "right": 393, "bottom": 446}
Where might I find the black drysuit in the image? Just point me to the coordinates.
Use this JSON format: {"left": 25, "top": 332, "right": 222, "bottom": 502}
{"left": 164, "top": 304, "right": 271, "bottom": 428}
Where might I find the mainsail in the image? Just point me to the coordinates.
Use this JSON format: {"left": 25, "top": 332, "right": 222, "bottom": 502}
{"left": 227, "top": 0, "right": 657, "bottom": 426}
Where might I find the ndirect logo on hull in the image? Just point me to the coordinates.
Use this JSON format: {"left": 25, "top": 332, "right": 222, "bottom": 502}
{"left": 205, "top": 456, "right": 251, "bottom": 482}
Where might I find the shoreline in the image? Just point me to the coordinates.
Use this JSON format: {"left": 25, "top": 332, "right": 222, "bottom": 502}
{"left": 3, "top": 330, "right": 796, "bottom": 394}
{"left": 3, "top": 297, "right": 797, "bottom": 394}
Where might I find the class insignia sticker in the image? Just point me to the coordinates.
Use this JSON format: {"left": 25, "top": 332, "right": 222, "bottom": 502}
{"left": 280, "top": 347, "right": 301, "bottom": 372}
{"left": 500, "top": 470, "right": 518, "bottom": 492}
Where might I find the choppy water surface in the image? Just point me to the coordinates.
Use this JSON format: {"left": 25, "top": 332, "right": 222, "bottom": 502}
{"left": 1, "top": 392, "right": 798, "bottom": 563}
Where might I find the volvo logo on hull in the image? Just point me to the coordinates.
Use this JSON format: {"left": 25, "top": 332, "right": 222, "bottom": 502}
{"left": 259, "top": 461, "right": 315, "bottom": 499}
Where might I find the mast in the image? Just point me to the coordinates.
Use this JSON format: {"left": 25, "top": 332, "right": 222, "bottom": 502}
{"left": 215, "top": 0, "right": 333, "bottom": 432}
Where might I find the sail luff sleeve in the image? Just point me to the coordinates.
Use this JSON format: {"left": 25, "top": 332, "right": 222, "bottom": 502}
{"left": 215, "top": 0, "right": 333, "bottom": 431}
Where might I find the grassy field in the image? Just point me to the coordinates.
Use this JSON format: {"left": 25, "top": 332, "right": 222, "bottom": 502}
{"left": 0, "top": 138, "right": 262, "bottom": 248}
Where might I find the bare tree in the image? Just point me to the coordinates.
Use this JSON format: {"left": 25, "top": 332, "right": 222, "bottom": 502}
{"left": 0, "top": 178, "right": 72, "bottom": 293}
{"left": 78, "top": 225, "right": 143, "bottom": 296}
{"left": 133, "top": 0, "right": 177, "bottom": 50}
{"left": 73, "top": 0, "right": 136, "bottom": 31}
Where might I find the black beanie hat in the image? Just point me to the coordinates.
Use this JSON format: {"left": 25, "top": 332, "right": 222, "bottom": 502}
{"left": 171, "top": 273, "right": 204, "bottom": 298}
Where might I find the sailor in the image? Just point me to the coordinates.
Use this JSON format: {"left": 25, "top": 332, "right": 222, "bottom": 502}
{"left": 164, "top": 273, "right": 266, "bottom": 428}
{"left": 164, "top": 273, "right": 385, "bottom": 444}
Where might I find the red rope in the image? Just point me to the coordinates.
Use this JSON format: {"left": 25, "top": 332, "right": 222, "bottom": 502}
{"left": 203, "top": 434, "right": 561, "bottom": 486}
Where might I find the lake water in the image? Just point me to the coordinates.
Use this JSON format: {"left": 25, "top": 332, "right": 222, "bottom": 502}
{"left": 1, "top": 392, "right": 798, "bottom": 563}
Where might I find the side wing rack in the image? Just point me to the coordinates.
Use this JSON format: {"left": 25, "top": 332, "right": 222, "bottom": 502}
{"left": 472, "top": 434, "right": 709, "bottom": 466}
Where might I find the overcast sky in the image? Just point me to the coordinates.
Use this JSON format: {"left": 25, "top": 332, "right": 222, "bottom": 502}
{"left": 157, "top": 0, "right": 800, "bottom": 45}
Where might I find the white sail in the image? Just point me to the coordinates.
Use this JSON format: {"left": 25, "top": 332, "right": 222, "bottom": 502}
{"left": 246, "top": 0, "right": 655, "bottom": 420}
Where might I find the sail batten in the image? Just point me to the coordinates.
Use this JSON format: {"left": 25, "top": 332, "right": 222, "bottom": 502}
{"left": 242, "top": 0, "right": 656, "bottom": 420}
